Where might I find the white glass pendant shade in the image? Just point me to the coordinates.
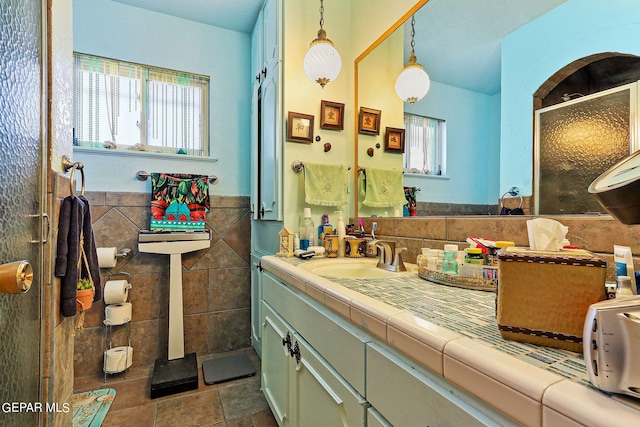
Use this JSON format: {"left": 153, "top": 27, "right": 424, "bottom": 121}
{"left": 304, "top": 30, "right": 342, "bottom": 88}
{"left": 395, "top": 59, "right": 430, "bottom": 104}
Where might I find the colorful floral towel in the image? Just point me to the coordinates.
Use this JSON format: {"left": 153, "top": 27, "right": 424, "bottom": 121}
{"left": 73, "top": 388, "right": 116, "bottom": 427}
{"left": 150, "top": 173, "right": 210, "bottom": 230}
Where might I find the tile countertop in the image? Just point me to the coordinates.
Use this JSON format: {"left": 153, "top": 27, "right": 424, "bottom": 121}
{"left": 260, "top": 255, "right": 640, "bottom": 427}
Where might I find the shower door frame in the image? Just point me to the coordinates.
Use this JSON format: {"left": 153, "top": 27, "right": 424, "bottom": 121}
{"left": 533, "top": 82, "right": 640, "bottom": 215}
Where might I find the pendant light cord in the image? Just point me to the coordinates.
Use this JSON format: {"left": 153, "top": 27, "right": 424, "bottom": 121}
{"left": 319, "top": 0, "right": 325, "bottom": 30}
{"left": 410, "top": 16, "right": 416, "bottom": 56}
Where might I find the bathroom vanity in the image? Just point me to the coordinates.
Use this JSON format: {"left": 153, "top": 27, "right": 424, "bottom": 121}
{"left": 257, "top": 255, "right": 640, "bottom": 427}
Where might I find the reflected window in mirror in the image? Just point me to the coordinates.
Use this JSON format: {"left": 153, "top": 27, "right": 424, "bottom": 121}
{"left": 403, "top": 113, "right": 446, "bottom": 176}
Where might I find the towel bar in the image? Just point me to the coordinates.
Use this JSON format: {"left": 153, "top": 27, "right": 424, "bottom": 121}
{"left": 291, "top": 160, "right": 351, "bottom": 173}
{"left": 61, "top": 155, "right": 85, "bottom": 197}
{"left": 136, "top": 171, "right": 218, "bottom": 184}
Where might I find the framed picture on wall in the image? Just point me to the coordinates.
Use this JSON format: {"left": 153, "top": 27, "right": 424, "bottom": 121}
{"left": 358, "top": 107, "right": 381, "bottom": 135}
{"left": 384, "top": 127, "right": 405, "bottom": 153}
{"left": 320, "top": 100, "right": 345, "bottom": 130}
{"left": 287, "top": 112, "right": 315, "bottom": 143}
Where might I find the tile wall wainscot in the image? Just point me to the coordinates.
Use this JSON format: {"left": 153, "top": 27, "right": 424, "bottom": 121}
{"left": 356, "top": 215, "right": 640, "bottom": 282}
{"left": 73, "top": 191, "right": 252, "bottom": 378}
{"left": 414, "top": 195, "right": 531, "bottom": 216}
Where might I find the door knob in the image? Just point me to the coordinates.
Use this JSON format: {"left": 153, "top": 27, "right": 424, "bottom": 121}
{"left": 0, "top": 260, "right": 33, "bottom": 294}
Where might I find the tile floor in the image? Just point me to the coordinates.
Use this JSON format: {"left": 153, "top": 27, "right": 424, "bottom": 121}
{"left": 73, "top": 348, "right": 278, "bottom": 427}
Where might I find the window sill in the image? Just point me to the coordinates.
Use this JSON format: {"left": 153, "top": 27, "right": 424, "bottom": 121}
{"left": 403, "top": 172, "right": 450, "bottom": 180}
{"left": 73, "top": 146, "right": 218, "bottom": 163}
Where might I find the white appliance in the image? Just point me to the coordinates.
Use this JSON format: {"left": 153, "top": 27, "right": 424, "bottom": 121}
{"left": 583, "top": 296, "right": 640, "bottom": 398}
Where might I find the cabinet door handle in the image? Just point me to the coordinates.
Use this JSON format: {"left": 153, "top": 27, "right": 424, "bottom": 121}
{"left": 262, "top": 67, "right": 267, "bottom": 78}
{"left": 282, "top": 331, "right": 292, "bottom": 354}
{"left": 292, "top": 341, "right": 300, "bottom": 364}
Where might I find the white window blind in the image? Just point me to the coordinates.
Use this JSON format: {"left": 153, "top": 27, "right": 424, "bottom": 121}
{"left": 403, "top": 113, "right": 446, "bottom": 175}
{"left": 73, "top": 53, "right": 209, "bottom": 156}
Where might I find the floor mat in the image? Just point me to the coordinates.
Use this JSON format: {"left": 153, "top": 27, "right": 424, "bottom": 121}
{"left": 203, "top": 352, "right": 256, "bottom": 385}
{"left": 73, "top": 388, "right": 116, "bottom": 427}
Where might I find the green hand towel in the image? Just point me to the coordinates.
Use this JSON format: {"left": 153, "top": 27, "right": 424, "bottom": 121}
{"left": 362, "top": 167, "right": 406, "bottom": 208}
{"left": 304, "top": 162, "right": 349, "bottom": 207}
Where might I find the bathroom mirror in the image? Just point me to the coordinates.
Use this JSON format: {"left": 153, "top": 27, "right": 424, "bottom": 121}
{"left": 354, "top": 0, "right": 640, "bottom": 217}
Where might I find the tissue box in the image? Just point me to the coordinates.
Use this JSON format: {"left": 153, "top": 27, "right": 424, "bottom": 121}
{"left": 496, "top": 247, "right": 606, "bottom": 352}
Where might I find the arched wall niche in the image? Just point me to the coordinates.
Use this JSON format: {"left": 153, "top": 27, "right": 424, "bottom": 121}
{"left": 533, "top": 52, "right": 640, "bottom": 110}
{"left": 532, "top": 52, "right": 640, "bottom": 214}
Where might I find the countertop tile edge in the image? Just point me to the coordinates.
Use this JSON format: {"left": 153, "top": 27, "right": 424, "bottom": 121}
{"left": 543, "top": 379, "right": 640, "bottom": 425}
{"left": 444, "top": 338, "right": 563, "bottom": 401}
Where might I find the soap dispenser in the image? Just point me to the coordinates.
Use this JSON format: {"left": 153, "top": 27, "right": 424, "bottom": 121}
{"left": 335, "top": 211, "right": 346, "bottom": 257}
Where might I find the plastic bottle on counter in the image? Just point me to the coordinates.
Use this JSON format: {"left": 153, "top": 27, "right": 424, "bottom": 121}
{"left": 299, "top": 208, "right": 315, "bottom": 250}
{"left": 294, "top": 233, "right": 300, "bottom": 251}
{"left": 417, "top": 248, "right": 430, "bottom": 268}
{"left": 434, "top": 250, "right": 444, "bottom": 271}
{"left": 442, "top": 244, "right": 459, "bottom": 275}
{"left": 490, "top": 241, "right": 515, "bottom": 266}
{"left": 616, "top": 275, "right": 635, "bottom": 298}
{"left": 335, "top": 211, "right": 346, "bottom": 257}
{"left": 464, "top": 247, "right": 484, "bottom": 265}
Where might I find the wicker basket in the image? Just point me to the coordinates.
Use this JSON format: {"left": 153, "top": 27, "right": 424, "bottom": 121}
{"left": 496, "top": 247, "right": 607, "bottom": 352}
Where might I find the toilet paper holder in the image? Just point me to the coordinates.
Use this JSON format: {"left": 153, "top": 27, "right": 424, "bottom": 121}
{"left": 107, "top": 271, "right": 130, "bottom": 281}
{"left": 116, "top": 248, "right": 131, "bottom": 259}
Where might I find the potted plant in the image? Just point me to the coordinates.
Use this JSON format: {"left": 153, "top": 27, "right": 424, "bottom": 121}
{"left": 76, "top": 278, "right": 94, "bottom": 312}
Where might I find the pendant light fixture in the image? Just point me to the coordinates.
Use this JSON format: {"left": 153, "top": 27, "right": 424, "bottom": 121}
{"left": 395, "top": 16, "right": 430, "bottom": 104}
{"left": 303, "top": 0, "right": 342, "bottom": 88}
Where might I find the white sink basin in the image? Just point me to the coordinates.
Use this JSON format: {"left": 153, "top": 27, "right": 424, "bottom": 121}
{"left": 299, "top": 258, "right": 416, "bottom": 279}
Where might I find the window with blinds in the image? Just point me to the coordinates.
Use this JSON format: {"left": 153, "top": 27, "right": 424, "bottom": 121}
{"left": 73, "top": 53, "right": 210, "bottom": 156}
{"left": 403, "top": 113, "right": 446, "bottom": 175}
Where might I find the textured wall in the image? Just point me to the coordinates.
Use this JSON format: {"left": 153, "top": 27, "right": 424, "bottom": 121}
{"left": 73, "top": 192, "right": 252, "bottom": 378}
{"left": 501, "top": 0, "right": 640, "bottom": 196}
{"left": 72, "top": 0, "right": 251, "bottom": 196}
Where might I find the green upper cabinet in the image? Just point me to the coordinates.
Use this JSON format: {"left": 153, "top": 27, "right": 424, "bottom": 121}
{"left": 262, "top": 0, "right": 280, "bottom": 72}
{"left": 251, "top": 0, "right": 282, "bottom": 221}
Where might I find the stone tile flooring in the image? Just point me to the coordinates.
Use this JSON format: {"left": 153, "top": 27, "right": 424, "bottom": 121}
{"left": 73, "top": 348, "right": 277, "bottom": 427}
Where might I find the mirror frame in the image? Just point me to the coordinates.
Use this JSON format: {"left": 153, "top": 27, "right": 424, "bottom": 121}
{"left": 353, "top": 0, "right": 430, "bottom": 218}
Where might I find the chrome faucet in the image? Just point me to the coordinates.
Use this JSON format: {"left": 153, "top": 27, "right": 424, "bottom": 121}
{"left": 369, "top": 240, "right": 407, "bottom": 272}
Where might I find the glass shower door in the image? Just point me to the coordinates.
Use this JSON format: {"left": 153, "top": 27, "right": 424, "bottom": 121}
{"left": 0, "top": 0, "right": 44, "bottom": 426}
{"left": 535, "top": 83, "right": 636, "bottom": 214}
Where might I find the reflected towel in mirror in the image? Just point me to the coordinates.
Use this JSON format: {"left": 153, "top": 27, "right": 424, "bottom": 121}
{"left": 362, "top": 167, "right": 406, "bottom": 208}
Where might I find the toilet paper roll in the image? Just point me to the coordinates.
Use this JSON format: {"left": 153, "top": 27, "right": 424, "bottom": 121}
{"left": 103, "top": 279, "right": 130, "bottom": 304}
{"left": 97, "top": 247, "right": 118, "bottom": 268}
{"left": 104, "top": 346, "right": 133, "bottom": 373}
{"left": 104, "top": 302, "right": 132, "bottom": 325}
